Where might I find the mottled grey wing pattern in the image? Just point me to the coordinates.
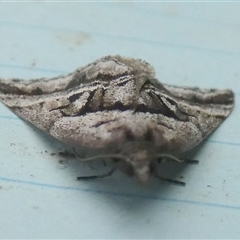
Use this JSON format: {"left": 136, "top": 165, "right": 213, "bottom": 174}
{"left": 0, "top": 56, "right": 234, "bottom": 155}
{"left": 160, "top": 84, "right": 234, "bottom": 140}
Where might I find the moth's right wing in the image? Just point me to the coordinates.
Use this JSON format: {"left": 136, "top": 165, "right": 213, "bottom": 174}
{"left": 159, "top": 83, "right": 234, "bottom": 140}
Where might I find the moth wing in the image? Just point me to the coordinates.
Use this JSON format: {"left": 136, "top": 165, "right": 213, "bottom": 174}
{"left": 0, "top": 61, "right": 235, "bottom": 155}
{"left": 0, "top": 72, "right": 95, "bottom": 134}
{"left": 161, "top": 83, "right": 234, "bottom": 142}
{"left": 0, "top": 87, "right": 66, "bottom": 134}
{"left": 47, "top": 83, "right": 235, "bottom": 154}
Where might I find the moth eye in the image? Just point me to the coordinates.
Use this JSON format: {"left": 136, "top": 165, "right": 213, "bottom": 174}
{"left": 149, "top": 161, "right": 157, "bottom": 174}
{"left": 145, "top": 128, "right": 153, "bottom": 141}
{"left": 112, "top": 158, "right": 134, "bottom": 177}
{"left": 125, "top": 129, "right": 135, "bottom": 141}
{"left": 119, "top": 162, "right": 134, "bottom": 177}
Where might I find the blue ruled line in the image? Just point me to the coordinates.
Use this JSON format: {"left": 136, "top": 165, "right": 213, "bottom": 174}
{"left": 208, "top": 140, "right": 240, "bottom": 147}
{"left": 0, "top": 176, "right": 240, "bottom": 211}
{"left": 0, "top": 63, "right": 67, "bottom": 75}
{"left": 1, "top": 20, "right": 240, "bottom": 57}
{"left": 0, "top": 115, "right": 19, "bottom": 120}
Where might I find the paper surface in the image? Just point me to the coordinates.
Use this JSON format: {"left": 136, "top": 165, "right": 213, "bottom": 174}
{"left": 0, "top": 2, "right": 239, "bottom": 239}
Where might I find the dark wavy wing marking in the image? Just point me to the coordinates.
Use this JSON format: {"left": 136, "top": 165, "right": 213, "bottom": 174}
{"left": 0, "top": 73, "right": 75, "bottom": 95}
{"left": 0, "top": 76, "right": 137, "bottom": 137}
{"left": 161, "top": 83, "right": 234, "bottom": 139}
{"left": 163, "top": 84, "right": 234, "bottom": 105}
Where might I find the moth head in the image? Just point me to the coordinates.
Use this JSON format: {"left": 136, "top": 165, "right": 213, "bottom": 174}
{"left": 115, "top": 142, "right": 156, "bottom": 184}
{"left": 129, "top": 149, "right": 153, "bottom": 184}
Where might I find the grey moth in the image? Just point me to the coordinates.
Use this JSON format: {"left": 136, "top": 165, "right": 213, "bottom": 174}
{"left": 0, "top": 55, "right": 234, "bottom": 185}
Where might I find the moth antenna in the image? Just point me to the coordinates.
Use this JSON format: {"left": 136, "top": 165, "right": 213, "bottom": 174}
{"left": 157, "top": 153, "right": 184, "bottom": 163}
{"left": 184, "top": 159, "right": 199, "bottom": 164}
{"left": 73, "top": 148, "right": 127, "bottom": 161}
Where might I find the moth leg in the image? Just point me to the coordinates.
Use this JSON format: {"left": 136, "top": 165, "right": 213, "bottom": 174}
{"left": 154, "top": 174, "right": 186, "bottom": 186}
{"left": 72, "top": 147, "right": 126, "bottom": 162}
{"left": 102, "top": 160, "right": 107, "bottom": 167}
{"left": 183, "top": 159, "right": 199, "bottom": 164}
{"left": 77, "top": 168, "right": 116, "bottom": 181}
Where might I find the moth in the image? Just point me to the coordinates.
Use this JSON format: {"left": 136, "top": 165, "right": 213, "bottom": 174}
{"left": 0, "top": 55, "right": 234, "bottom": 185}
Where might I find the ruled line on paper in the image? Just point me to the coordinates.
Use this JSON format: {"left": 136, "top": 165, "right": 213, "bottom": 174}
{"left": 2, "top": 20, "right": 240, "bottom": 57}
{"left": 0, "top": 176, "right": 240, "bottom": 211}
